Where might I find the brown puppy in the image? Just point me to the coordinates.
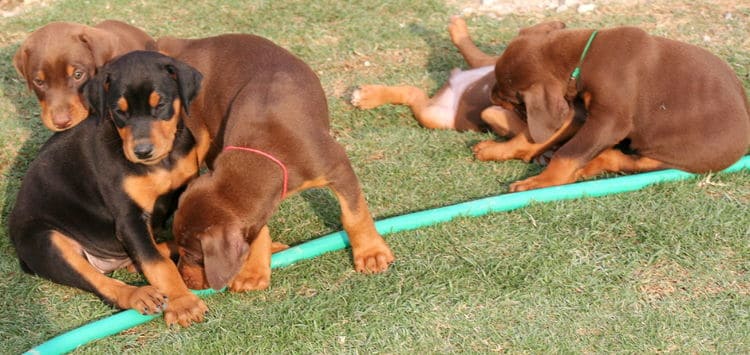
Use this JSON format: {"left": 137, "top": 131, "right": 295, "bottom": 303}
{"left": 159, "top": 34, "right": 395, "bottom": 291}
{"left": 13, "top": 20, "right": 155, "bottom": 131}
{"left": 480, "top": 21, "right": 750, "bottom": 191}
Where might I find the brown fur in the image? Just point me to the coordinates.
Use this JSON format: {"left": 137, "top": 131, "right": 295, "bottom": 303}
{"left": 488, "top": 22, "right": 750, "bottom": 191}
{"left": 13, "top": 20, "right": 155, "bottom": 131}
{"left": 159, "top": 34, "right": 394, "bottom": 291}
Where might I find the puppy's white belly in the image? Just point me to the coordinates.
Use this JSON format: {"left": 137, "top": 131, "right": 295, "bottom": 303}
{"left": 428, "top": 66, "right": 494, "bottom": 127}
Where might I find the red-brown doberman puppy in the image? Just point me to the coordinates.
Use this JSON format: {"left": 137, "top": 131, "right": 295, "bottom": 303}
{"left": 158, "top": 34, "right": 395, "bottom": 291}
{"left": 480, "top": 21, "right": 750, "bottom": 191}
{"left": 13, "top": 20, "right": 155, "bottom": 131}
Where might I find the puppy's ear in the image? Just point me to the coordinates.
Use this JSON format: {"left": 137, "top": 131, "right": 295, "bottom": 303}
{"left": 519, "top": 21, "right": 566, "bottom": 36}
{"left": 521, "top": 83, "right": 572, "bottom": 143}
{"left": 12, "top": 46, "right": 32, "bottom": 89}
{"left": 81, "top": 72, "right": 109, "bottom": 119}
{"left": 201, "top": 224, "right": 249, "bottom": 290}
{"left": 165, "top": 60, "right": 203, "bottom": 115}
{"left": 79, "top": 27, "right": 117, "bottom": 68}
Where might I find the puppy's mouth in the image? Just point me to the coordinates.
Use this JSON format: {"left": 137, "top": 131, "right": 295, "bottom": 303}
{"left": 123, "top": 147, "right": 170, "bottom": 165}
{"left": 178, "top": 260, "right": 208, "bottom": 290}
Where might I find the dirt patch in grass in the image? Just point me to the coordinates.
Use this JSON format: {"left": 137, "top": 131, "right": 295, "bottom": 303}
{"left": 449, "top": 0, "right": 644, "bottom": 17}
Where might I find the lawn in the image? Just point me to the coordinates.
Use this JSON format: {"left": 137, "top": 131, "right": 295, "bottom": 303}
{"left": 1, "top": 0, "right": 749, "bottom": 353}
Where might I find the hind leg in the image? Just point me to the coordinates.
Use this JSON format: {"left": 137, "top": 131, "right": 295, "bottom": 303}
{"left": 576, "top": 148, "right": 672, "bottom": 179}
{"left": 448, "top": 16, "right": 498, "bottom": 68}
{"left": 16, "top": 230, "right": 167, "bottom": 314}
{"left": 324, "top": 149, "right": 394, "bottom": 273}
{"left": 351, "top": 85, "right": 456, "bottom": 130}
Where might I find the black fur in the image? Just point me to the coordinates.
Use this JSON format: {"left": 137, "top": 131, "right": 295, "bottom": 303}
{"left": 8, "top": 51, "right": 202, "bottom": 305}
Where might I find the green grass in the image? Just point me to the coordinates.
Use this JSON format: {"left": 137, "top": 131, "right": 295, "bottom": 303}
{"left": 1, "top": 0, "right": 749, "bottom": 353}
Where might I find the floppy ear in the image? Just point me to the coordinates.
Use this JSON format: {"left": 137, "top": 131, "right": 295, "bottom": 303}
{"left": 201, "top": 224, "right": 249, "bottom": 290}
{"left": 81, "top": 72, "right": 109, "bottom": 119}
{"left": 521, "top": 83, "right": 572, "bottom": 143}
{"left": 79, "top": 27, "right": 117, "bottom": 68}
{"left": 518, "top": 21, "right": 566, "bottom": 36}
{"left": 12, "top": 46, "right": 33, "bottom": 89}
{"left": 165, "top": 60, "right": 203, "bottom": 115}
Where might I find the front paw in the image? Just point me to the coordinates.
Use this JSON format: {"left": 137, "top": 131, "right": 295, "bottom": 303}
{"left": 509, "top": 173, "right": 573, "bottom": 192}
{"left": 126, "top": 285, "right": 168, "bottom": 315}
{"left": 472, "top": 140, "right": 514, "bottom": 161}
{"left": 229, "top": 267, "right": 271, "bottom": 292}
{"left": 353, "top": 240, "right": 395, "bottom": 274}
{"left": 163, "top": 292, "right": 208, "bottom": 327}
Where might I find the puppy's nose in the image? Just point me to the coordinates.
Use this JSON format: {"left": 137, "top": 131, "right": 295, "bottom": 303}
{"left": 133, "top": 143, "right": 154, "bottom": 159}
{"left": 52, "top": 113, "right": 72, "bottom": 129}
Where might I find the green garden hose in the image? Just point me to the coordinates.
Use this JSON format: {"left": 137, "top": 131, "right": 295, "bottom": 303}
{"left": 25, "top": 155, "right": 750, "bottom": 354}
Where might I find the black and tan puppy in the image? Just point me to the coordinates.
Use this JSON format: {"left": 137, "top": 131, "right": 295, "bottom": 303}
{"left": 479, "top": 21, "right": 750, "bottom": 191}
{"left": 9, "top": 51, "right": 207, "bottom": 327}
{"left": 13, "top": 20, "right": 155, "bottom": 131}
{"left": 157, "top": 34, "right": 395, "bottom": 292}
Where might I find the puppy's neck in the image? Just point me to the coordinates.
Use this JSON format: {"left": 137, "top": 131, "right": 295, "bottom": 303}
{"left": 543, "top": 29, "right": 599, "bottom": 83}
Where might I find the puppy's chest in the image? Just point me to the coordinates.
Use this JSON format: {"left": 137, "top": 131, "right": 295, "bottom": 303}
{"left": 122, "top": 149, "right": 199, "bottom": 212}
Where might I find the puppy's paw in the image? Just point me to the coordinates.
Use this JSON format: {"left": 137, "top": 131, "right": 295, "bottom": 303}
{"left": 229, "top": 269, "right": 271, "bottom": 292}
{"left": 448, "top": 15, "right": 470, "bottom": 45}
{"left": 472, "top": 140, "right": 514, "bottom": 161}
{"left": 353, "top": 239, "right": 394, "bottom": 274}
{"left": 163, "top": 292, "right": 207, "bottom": 328}
{"left": 127, "top": 285, "right": 168, "bottom": 315}
{"left": 351, "top": 85, "right": 387, "bottom": 109}
{"left": 509, "top": 173, "right": 573, "bottom": 192}
{"left": 271, "top": 242, "right": 290, "bottom": 253}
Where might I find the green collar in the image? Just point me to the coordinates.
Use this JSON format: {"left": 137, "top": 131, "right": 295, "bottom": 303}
{"left": 570, "top": 30, "right": 598, "bottom": 80}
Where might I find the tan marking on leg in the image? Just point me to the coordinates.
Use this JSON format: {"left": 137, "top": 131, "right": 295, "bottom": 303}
{"left": 139, "top": 256, "right": 207, "bottom": 327}
{"left": 448, "top": 16, "right": 498, "bottom": 67}
{"left": 333, "top": 190, "right": 393, "bottom": 273}
{"left": 156, "top": 240, "right": 179, "bottom": 260}
{"left": 510, "top": 157, "right": 580, "bottom": 192}
{"left": 50, "top": 231, "right": 167, "bottom": 313}
{"left": 287, "top": 176, "right": 329, "bottom": 196}
{"left": 352, "top": 85, "right": 454, "bottom": 130}
{"left": 576, "top": 149, "right": 671, "bottom": 179}
{"left": 229, "top": 225, "right": 273, "bottom": 292}
{"left": 352, "top": 85, "right": 428, "bottom": 111}
{"left": 474, "top": 112, "right": 580, "bottom": 163}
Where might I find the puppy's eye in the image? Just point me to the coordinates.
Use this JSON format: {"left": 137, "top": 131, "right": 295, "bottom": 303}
{"left": 32, "top": 78, "right": 45, "bottom": 88}
{"left": 72, "top": 70, "right": 86, "bottom": 81}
